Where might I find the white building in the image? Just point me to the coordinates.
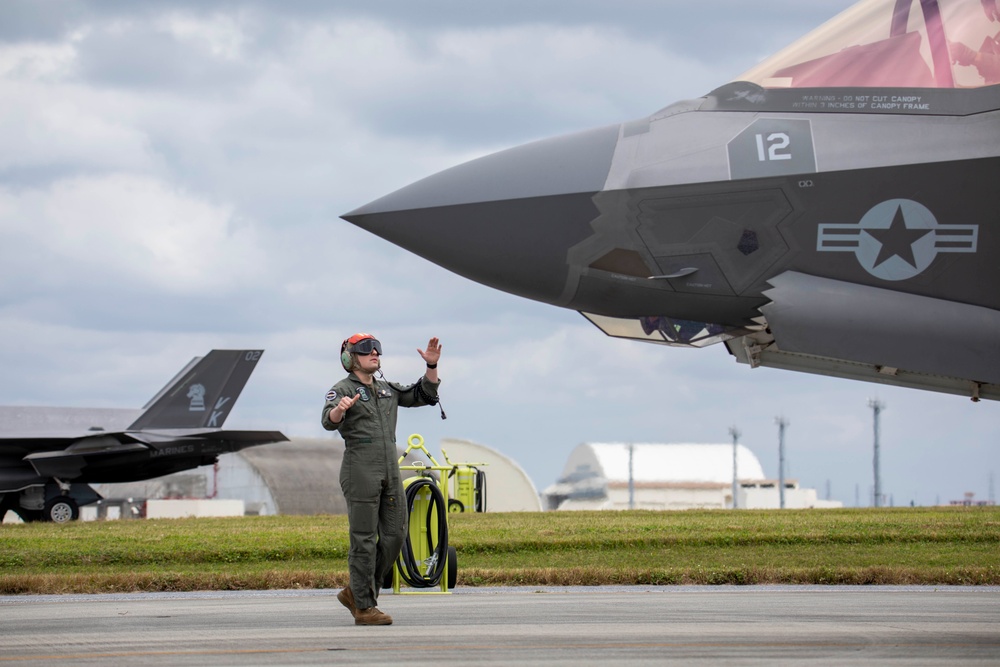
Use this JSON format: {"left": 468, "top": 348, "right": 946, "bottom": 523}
{"left": 544, "top": 442, "right": 841, "bottom": 510}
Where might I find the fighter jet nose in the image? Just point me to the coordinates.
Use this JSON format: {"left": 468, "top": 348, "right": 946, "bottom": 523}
{"left": 345, "top": 124, "right": 621, "bottom": 217}
{"left": 342, "top": 124, "right": 621, "bottom": 305}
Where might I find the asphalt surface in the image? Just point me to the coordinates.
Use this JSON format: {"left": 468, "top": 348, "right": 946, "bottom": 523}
{"left": 1, "top": 586, "right": 999, "bottom": 665}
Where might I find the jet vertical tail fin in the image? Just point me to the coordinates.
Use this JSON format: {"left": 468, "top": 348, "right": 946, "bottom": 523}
{"left": 127, "top": 350, "right": 265, "bottom": 430}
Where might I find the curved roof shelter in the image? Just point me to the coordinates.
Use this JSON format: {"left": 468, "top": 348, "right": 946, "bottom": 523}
{"left": 89, "top": 436, "right": 535, "bottom": 517}
{"left": 91, "top": 437, "right": 349, "bottom": 516}
{"left": 440, "top": 438, "right": 542, "bottom": 511}
{"left": 238, "top": 437, "right": 348, "bottom": 515}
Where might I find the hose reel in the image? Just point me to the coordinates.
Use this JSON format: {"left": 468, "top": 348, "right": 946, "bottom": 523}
{"left": 391, "top": 434, "right": 458, "bottom": 593}
{"left": 397, "top": 476, "right": 450, "bottom": 588}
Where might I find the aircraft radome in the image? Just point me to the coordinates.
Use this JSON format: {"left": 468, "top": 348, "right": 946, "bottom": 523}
{"left": 343, "top": 0, "right": 1000, "bottom": 402}
{"left": 0, "top": 350, "right": 287, "bottom": 522}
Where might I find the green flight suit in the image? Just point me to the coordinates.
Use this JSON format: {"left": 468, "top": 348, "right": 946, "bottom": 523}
{"left": 321, "top": 372, "right": 440, "bottom": 610}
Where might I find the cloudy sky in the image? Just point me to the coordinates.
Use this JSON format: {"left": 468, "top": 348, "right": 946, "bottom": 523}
{"left": 1, "top": 0, "right": 996, "bottom": 508}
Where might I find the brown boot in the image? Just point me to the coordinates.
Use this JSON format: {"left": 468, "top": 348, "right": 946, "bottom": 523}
{"left": 337, "top": 587, "right": 356, "bottom": 618}
{"left": 354, "top": 607, "right": 393, "bottom": 626}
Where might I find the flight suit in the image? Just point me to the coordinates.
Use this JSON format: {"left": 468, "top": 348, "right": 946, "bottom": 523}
{"left": 321, "top": 372, "right": 440, "bottom": 610}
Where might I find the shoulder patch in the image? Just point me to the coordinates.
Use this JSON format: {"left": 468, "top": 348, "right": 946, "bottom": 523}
{"left": 325, "top": 390, "right": 338, "bottom": 402}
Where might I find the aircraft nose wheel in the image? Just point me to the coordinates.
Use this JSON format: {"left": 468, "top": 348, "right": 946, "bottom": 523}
{"left": 44, "top": 497, "right": 79, "bottom": 523}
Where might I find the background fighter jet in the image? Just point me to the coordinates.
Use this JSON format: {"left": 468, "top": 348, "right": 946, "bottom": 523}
{"left": 0, "top": 350, "right": 287, "bottom": 522}
{"left": 343, "top": 0, "right": 1000, "bottom": 403}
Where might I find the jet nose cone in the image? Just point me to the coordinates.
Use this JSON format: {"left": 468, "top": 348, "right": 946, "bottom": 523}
{"left": 343, "top": 124, "right": 620, "bottom": 304}
{"left": 346, "top": 124, "right": 620, "bottom": 217}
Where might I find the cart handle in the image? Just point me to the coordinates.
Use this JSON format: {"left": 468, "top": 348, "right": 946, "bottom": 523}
{"left": 440, "top": 448, "right": 489, "bottom": 468}
{"left": 398, "top": 433, "right": 443, "bottom": 467}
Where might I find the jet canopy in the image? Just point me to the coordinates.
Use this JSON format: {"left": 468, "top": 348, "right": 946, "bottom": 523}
{"left": 735, "top": 0, "right": 1000, "bottom": 89}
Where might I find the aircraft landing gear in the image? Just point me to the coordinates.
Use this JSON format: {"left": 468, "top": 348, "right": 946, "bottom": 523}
{"left": 43, "top": 496, "right": 79, "bottom": 523}
{"left": 2, "top": 484, "right": 93, "bottom": 522}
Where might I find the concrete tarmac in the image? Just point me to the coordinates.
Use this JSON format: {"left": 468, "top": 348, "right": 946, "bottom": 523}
{"left": 1, "top": 586, "right": 999, "bottom": 666}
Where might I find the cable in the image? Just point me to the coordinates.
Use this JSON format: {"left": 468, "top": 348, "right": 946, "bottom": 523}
{"left": 397, "top": 476, "right": 449, "bottom": 588}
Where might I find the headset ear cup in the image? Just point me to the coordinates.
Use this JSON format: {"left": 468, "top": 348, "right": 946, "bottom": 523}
{"left": 341, "top": 351, "right": 352, "bottom": 371}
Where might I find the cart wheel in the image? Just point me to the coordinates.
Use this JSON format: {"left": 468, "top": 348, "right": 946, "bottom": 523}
{"left": 447, "top": 545, "right": 458, "bottom": 590}
{"left": 448, "top": 499, "right": 464, "bottom": 513}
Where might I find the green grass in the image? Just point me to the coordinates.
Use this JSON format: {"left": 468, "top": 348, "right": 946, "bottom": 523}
{"left": 1, "top": 506, "right": 998, "bottom": 594}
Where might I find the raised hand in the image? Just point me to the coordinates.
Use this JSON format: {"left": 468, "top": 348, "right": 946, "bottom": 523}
{"left": 417, "top": 337, "right": 442, "bottom": 366}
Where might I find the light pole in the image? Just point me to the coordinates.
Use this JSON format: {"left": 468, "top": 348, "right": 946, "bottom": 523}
{"left": 775, "top": 417, "right": 789, "bottom": 509}
{"left": 868, "top": 398, "right": 885, "bottom": 507}
{"left": 628, "top": 443, "right": 635, "bottom": 510}
{"left": 729, "top": 426, "right": 741, "bottom": 509}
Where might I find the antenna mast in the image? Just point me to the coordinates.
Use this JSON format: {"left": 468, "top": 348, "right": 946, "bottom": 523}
{"left": 868, "top": 398, "right": 885, "bottom": 507}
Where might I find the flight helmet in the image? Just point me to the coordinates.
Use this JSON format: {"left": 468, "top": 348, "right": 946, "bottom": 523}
{"left": 340, "top": 333, "right": 382, "bottom": 371}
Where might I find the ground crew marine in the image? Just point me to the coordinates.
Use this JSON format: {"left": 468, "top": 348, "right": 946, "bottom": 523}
{"left": 322, "top": 333, "right": 441, "bottom": 626}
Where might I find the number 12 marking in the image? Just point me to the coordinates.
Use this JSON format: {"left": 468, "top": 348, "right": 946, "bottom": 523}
{"left": 755, "top": 132, "right": 792, "bottom": 161}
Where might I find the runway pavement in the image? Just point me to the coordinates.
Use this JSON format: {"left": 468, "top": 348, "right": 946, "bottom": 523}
{"left": 1, "top": 586, "right": 999, "bottom": 665}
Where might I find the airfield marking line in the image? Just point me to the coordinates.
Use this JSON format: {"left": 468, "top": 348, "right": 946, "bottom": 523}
{"left": 332, "top": 642, "right": 1000, "bottom": 652}
{"left": 4, "top": 640, "right": 999, "bottom": 661}
{"left": 0, "top": 648, "right": 328, "bottom": 662}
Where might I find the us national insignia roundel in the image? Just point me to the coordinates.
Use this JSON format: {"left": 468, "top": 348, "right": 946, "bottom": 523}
{"left": 817, "top": 198, "right": 978, "bottom": 281}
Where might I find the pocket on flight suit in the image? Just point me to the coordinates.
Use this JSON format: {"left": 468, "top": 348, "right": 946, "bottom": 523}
{"left": 340, "top": 445, "right": 384, "bottom": 502}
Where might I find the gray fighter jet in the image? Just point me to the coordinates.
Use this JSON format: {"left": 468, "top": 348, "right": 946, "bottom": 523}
{"left": 344, "top": 0, "right": 1000, "bottom": 402}
{"left": 0, "top": 350, "right": 287, "bottom": 522}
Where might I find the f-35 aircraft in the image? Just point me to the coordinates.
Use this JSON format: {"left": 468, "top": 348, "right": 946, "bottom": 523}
{"left": 0, "top": 350, "right": 287, "bottom": 522}
{"left": 344, "top": 0, "right": 1000, "bottom": 402}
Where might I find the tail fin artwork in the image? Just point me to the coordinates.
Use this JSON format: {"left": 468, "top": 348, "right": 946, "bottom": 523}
{"left": 127, "top": 350, "right": 265, "bottom": 431}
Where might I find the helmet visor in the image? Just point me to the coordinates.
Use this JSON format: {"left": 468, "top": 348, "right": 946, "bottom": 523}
{"left": 352, "top": 338, "right": 382, "bottom": 356}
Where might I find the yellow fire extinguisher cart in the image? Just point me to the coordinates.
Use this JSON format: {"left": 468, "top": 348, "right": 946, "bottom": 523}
{"left": 390, "top": 434, "right": 457, "bottom": 594}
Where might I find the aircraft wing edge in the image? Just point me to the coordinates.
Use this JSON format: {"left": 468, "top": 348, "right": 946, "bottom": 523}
{"left": 125, "top": 429, "right": 289, "bottom": 444}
